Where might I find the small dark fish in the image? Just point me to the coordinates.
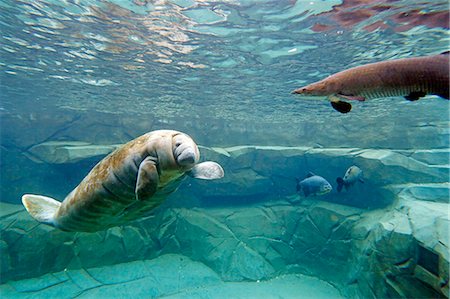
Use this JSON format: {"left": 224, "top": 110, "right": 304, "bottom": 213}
{"left": 296, "top": 172, "right": 332, "bottom": 197}
{"left": 292, "top": 51, "right": 450, "bottom": 113}
{"left": 336, "top": 165, "right": 364, "bottom": 192}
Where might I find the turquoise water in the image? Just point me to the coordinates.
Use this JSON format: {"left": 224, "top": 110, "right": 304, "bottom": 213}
{"left": 1, "top": 0, "right": 449, "bottom": 298}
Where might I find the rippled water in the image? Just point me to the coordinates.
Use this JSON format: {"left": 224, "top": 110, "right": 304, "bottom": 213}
{"left": 1, "top": 0, "right": 449, "bottom": 124}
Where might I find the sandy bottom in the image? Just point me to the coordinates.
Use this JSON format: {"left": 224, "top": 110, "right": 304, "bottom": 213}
{"left": 1, "top": 254, "right": 344, "bottom": 298}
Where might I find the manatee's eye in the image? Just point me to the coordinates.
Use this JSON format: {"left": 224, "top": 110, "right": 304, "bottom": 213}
{"left": 175, "top": 142, "right": 181, "bottom": 147}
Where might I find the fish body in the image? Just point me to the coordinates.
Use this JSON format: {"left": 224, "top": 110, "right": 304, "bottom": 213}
{"left": 292, "top": 52, "right": 449, "bottom": 113}
{"left": 296, "top": 172, "right": 332, "bottom": 197}
{"left": 22, "top": 130, "right": 224, "bottom": 232}
{"left": 336, "top": 165, "right": 364, "bottom": 192}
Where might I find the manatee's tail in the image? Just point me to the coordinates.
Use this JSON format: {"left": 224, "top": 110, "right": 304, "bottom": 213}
{"left": 336, "top": 177, "right": 344, "bottom": 193}
{"left": 22, "top": 194, "right": 61, "bottom": 227}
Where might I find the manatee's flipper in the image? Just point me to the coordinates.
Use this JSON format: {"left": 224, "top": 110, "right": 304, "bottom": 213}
{"left": 330, "top": 100, "right": 352, "bottom": 113}
{"left": 135, "top": 156, "right": 159, "bottom": 201}
{"left": 188, "top": 161, "right": 224, "bottom": 180}
{"left": 22, "top": 194, "right": 61, "bottom": 226}
{"left": 404, "top": 91, "right": 426, "bottom": 101}
{"left": 336, "top": 177, "right": 344, "bottom": 193}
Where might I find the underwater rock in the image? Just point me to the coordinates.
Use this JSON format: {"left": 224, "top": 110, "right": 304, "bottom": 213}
{"left": 0, "top": 204, "right": 23, "bottom": 230}
{"left": 0, "top": 254, "right": 343, "bottom": 299}
{"left": 170, "top": 208, "right": 276, "bottom": 281}
{"left": 0, "top": 241, "right": 10, "bottom": 276}
{"left": 190, "top": 145, "right": 447, "bottom": 209}
{"left": 206, "top": 168, "right": 273, "bottom": 198}
{"left": 349, "top": 197, "right": 449, "bottom": 298}
{"left": 1, "top": 138, "right": 449, "bottom": 298}
{"left": 1, "top": 193, "right": 449, "bottom": 299}
{"left": 308, "top": 202, "right": 362, "bottom": 240}
{"left": 0, "top": 201, "right": 357, "bottom": 285}
{"left": 391, "top": 183, "right": 450, "bottom": 203}
{"left": 4, "top": 138, "right": 448, "bottom": 209}
{"left": 355, "top": 148, "right": 448, "bottom": 183}
{"left": 0, "top": 254, "right": 222, "bottom": 298}
{"left": 25, "top": 141, "right": 120, "bottom": 164}
{"left": 0, "top": 111, "right": 80, "bottom": 149}
{"left": 410, "top": 148, "right": 450, "bottom": 166}
{"left": 228, "top": 242, "right": 275, "bottom": 281}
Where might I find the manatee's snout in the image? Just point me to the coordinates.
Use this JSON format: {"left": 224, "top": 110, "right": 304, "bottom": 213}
{"left": 173, "top": 135, "right": 199, "bottom": 167}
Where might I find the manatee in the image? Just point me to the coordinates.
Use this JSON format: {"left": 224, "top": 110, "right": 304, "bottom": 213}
{"left": 296, "top": 172, "right": 332, "bottom": 197}
{"left": 336, "top": 165, "right": 364, "bottom": 192}
{"left": 22, "top": 130, "right": 224, "bottom": 232}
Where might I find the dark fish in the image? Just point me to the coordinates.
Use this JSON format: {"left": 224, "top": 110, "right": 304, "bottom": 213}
{"left": 296, "top": 172, "right": 332, "bottom": 197}
{"left": 336, "top": 165, "right": 364, "bottom": 192}
{"left": 292, "top": 51, "right": 450, "bottom": 113}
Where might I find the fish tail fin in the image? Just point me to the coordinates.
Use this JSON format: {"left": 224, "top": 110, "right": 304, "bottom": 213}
{"left": 22, "top": 194, "right": 61, "bottom": 226}
{"left": 336, "top": 177, "right": 344, "bottom": 193}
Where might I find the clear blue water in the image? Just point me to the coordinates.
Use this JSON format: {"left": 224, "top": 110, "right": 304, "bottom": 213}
{"left": 1, "top": 0, "right": 448, "bottom": 122}
{"left": 0, "top": 0, "right": 449, "bottom": 298}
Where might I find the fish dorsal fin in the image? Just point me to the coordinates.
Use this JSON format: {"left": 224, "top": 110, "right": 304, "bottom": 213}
{"left": 305, "top": 172, "right": 315, "bottom": 178}
{"left": 440, "top": 51, "right": 450, "bottom": 55}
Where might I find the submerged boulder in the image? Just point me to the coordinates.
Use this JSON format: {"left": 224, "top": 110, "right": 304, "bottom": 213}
{"left": 25, "top": 141, "right": 120, "bottom": 164}
{"left": 349, "top": 196, "right": 449, "bottom": 298}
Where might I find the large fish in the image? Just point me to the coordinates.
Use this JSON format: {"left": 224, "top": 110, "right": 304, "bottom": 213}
{"left": 22, "top": 130, "right": 224, "bottom": 232}
{"left": 296, "top": 172, "right": 332, "bottom": 197}
{"left": 292, "top": 51, "right": 449, "bottom": 113}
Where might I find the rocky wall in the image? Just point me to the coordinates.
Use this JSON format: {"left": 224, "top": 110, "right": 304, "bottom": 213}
{"left": 348, "top": 196, "right": 449, "bottom": 298}
{"left": 2, "top": 107, "right": 449, "bottom": 152}
{"left": 3, "top": 142, "right": 449, "bottom": 208}
{"left": 1, "top": 116, "right": 449, "bottom": 297}
{"left": 2, "top": 105, "right": 449, "bottom": 205}
{"left": 1, "top": 195, "right": 448, "bottom": 298}
{"left": 0, "top": 254, "right": 344, "bottom": 299}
